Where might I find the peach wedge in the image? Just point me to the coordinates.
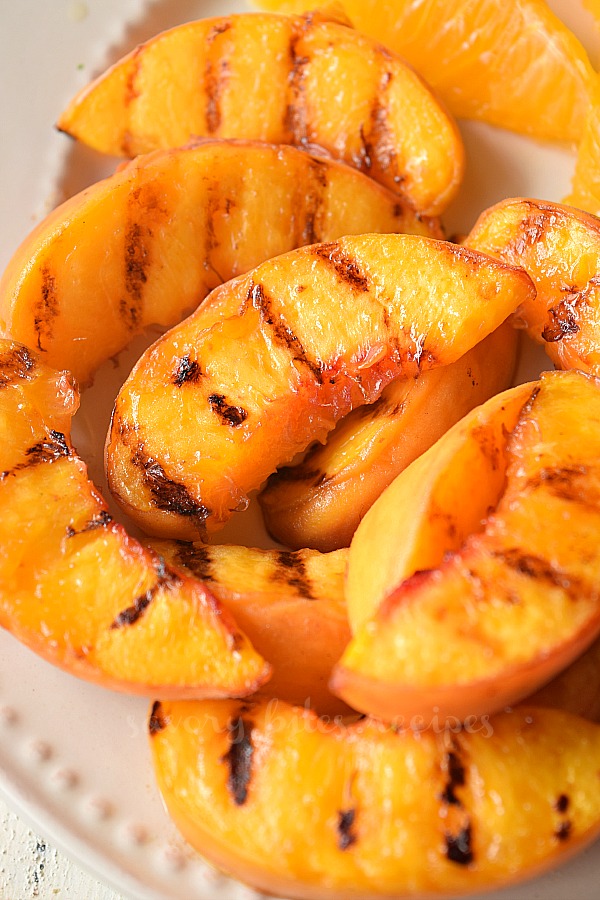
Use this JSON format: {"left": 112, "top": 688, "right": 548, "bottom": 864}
{"left": 0, "top": 140, "right": 437, "bottom": 386}
{"left": 57, "top": 12, "right": 464, "bottom": 215}
{"left": 150, "top": 697, "right": 600, "bottom": 898}
{"left": 345, "top": 382, "right": 533, "bottom": 632}
{"left": 254, "top": 0, "right": 595, "bottom": 143}
{"left": 466, "top": 197, "right": 600, "bottom": 375}
{"left": 106, "top": 234, "right": 534, "bottom": 541}
{"left": 0, "top": 339, "right": 268, "bottom": 696}
{"left": 148, "top": 540, "right": 350, "bottom": 715}
{"left": 336, "top": 370, "right": 600, "bottom": 722}
{"left": 259, "top": 321, "right": 518, "bottom": 552}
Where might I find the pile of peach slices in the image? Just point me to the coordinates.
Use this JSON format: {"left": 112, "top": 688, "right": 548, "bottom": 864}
{"left": 4, "top": 8, "right": 600, "bottom": 899}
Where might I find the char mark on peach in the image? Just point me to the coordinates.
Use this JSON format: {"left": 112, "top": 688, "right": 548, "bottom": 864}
{"left": 495, "top": 548, "right": 579, "bottom": 594}
{"left": 173, "top": 355, "right": 203, "bottom": 386}
{"left": 337, "top": 808, "right": 358, "bottom": 850}
{"left": 208, "top": 393, "right": 248, "bottom": 427}
{"left": 312, "top": 242, "right": 370, "bottom": 292}
{"left": 249, "top": 281, "right": 323, "bottom": 383}
{"left": 173, "top": 541, "right": 216, "bottom": 583}
{"left": 222, "top": 715, "right": 254, "bottom": 806}
{"left": 508, "top": 212, "right": 551, "bottom": 258}
{"left": 66, "top": 509, "right": 113, "bottom": 538}
{"left": 110, "top": 560, "right": 182, "bottom": 629}
{"left": 284, "top": 25, "right": 310, "bottom": 147}
{"left": 542, "top": 295, "right": 581, "bottom": 343}
{"left": 26, "top": 430, "right": 71, "bottom": 466}
{"left": 0, "top": 345, "right": 37, "bottom": 387}
{"left": 0, "top": 429, "right": 71, "bottom": 481}
{"left": 439, "top": 747, "right": 466, "bottom": 807}
{"left": 527, "top": 465, "right": 595, "bottom": 506}
{"left": 554, "top": 820, "right": 572, "bottom": 842}
{"left": 148, "top": 700, "right": 168, "bottom": 736}
{"left": 273, "top": 550, "right": 316, "bottom": 600}
{"left": 204, "top": 21, "right": 232, "bottom": 133}
{"left": 445, "top": 822, "right": 473, "bottom": 865}
{"left": 368, "top": 79, "right": 401, "bottom": 184}
{"left": 131, "top": 447, "right": 211, "bottom": 528}
{"left": 121, "top": 222, "right": 150, "bottom": 330}
{"left": 301, "top": 157, "right": 329, "bottom": 245}
{"left": 34, "top": 265, "right": 59, "bottom": 352}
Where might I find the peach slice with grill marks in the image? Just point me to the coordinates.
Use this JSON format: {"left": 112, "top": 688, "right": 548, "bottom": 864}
{"left": 0, "top": 140, "right": 437, "bottom": 387}
{"left": 465, "top": 197, "right": 600, "bottom": 375}
{"left": 345, "top": 381, "right": 533, "bottom": 633}
{"left": 56, "top": 12, "right": 464, "bottom": 216}
{"left": 0, "top": 339, "right": 268, "bottom": 696}
{"left": 148, "top": 540, "right": 350, "bottom": 715}
{"left": 105, "top": 233, "right": 535, "bottom": 542}
{"left": 335, "top": 369, "right": 600, "bottom": 723}
{"left": 150, "top": 696, "right": 600, "bottom": 898}
{"left": 258, "top": 321, "right": 518, "bottom": 552}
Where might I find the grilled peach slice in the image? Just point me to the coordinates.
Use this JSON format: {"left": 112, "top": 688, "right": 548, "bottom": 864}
{"left": 346, "top": 370, "right": 600, "bottom": 723}
{"left": 0, "top": 141, "right": 436, "bottom": 387}
{"left": 345, "top": 382, "right": 533, "bottom": 632}
{"left": 150, "top": 697, "right": 600, "bottom": 898}
{"left": 466, "top": 197, "right": 600, "bottom": 374}
{"left": 57, "top": 13, "right": 464, "bottom": 215}
{"left": 106, "top": 234, "right": 534, "bottom": 541}
{"left": 148, "top": 540, "right": 350, "bottom": 715}
{"left": 259, "top": 321, "right": 518, "bottom": 552}
{"left": 335, "top": 370, "right": 600, "bottom": 722}
{"left": 0, "top": 339, "right": 268, "bottom": 696}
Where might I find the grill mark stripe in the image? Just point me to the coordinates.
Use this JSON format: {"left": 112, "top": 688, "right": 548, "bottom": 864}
{"left": 121, "top": 221, "right": 149, "bottom": 330}
{"left": 494, "top": 549, "right": 580, "bottom": 593}
{"left": 35, "top": 265, "right": 59, "bottom": 351}
{"left": 505, "top": 213, "right": 551, "bottom": 259}
{"left": 300, "top": 157, "right": 329, "bottom": 245}
{"left": 526, "top": 465, "right": 597, "bottom": 507}
{"left": 249, "top": 281, "right": 323, "bottom": 383}
{"left": 542, "top": 296, "right": 581, "bottom": 342}
{"left": 284, "top": 24, "right": 309, "bottom": 145}
{"left": 0, "top": 346, "right": 37, "bottom": 388}
{"left": 204, "top": 21, "right": 232, "bottom": 134}
{"left": 222, "top": 716, "right": 254, "bottom": 805}
{"left": 208, "top": 393, "right": 248, "bottom": 427}
{"left": 445, "top": 823, "right": 473, "bottom": 865}
{"left": 173, "top": 355, "right": 203, "bottom": 386}
{"left": 273, "top": 550, "right": 316, "bottom": 600}
{"left": 173, "top": 542, "right": 216, "bottom": 583}
{"left": 364, "top": 68, "right": 402, "bottom": 187}
{"left": 1, "top": 430, "right": 72, "bottom": 482}
{"left": 131, "top": 447, "right": 211, "bottom": 528}
{"left": 110, "top": 563, "right": 182, "bottom": 629}
{"left": 337, "top": 808, "right": 357, "bottom": 850}
{"left": 148, "top": 700, "right": 168, "bottom": 736}
{"left": 24, "top": 431, "right": 70, "bottom": 468}
{"left": 312, "top": 243, "right": 370, "bottom": 292}
{"left": 554, "top": 820, "right": 572, "bottom": 842}
{"left": 440, "top": 749, "right": 466, "bottom": 807}
{"left": 66, "top": 510, "right": 113, "bottom": 538}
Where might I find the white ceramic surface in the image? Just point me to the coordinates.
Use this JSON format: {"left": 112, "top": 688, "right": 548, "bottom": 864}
{"left": 0, "top": 1, "right": 600, "bottom": 898}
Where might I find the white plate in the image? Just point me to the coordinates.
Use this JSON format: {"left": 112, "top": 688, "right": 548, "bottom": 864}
{"left": 0, "top": 1, "right": 599, "bottom": 898}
